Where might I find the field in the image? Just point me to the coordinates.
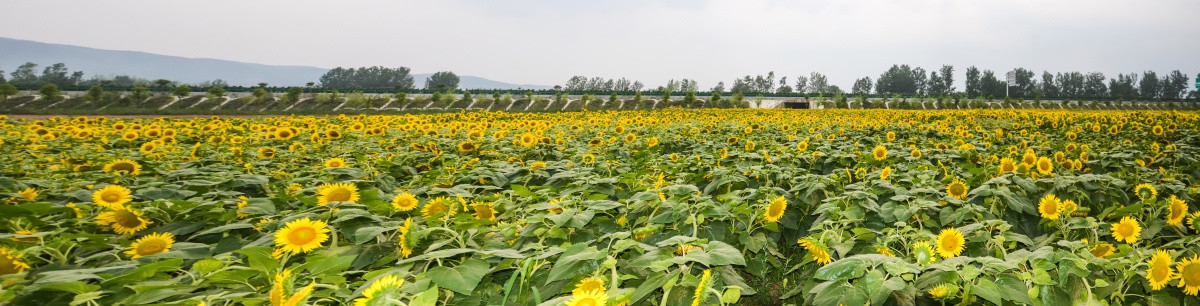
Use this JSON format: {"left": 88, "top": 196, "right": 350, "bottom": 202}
{"left": 0, "top": 109, "right": 1198, "bottom": 305}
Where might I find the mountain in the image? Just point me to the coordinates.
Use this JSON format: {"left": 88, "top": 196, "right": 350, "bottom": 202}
{"left": 0, "top": 37, "right": 551, "bottom": 89}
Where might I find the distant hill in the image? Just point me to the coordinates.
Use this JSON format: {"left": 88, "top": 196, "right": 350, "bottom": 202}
{"left": 0, "top": 37, "right": 551, "bottom": 89}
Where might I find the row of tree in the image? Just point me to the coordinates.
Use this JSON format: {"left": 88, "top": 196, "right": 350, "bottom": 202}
{"left": 316, "top": 66, "right": 460, "bottom": 91}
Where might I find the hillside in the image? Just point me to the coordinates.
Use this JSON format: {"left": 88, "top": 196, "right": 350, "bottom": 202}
{"left": 0, "top": 37, "right": 551, "bottom": 89}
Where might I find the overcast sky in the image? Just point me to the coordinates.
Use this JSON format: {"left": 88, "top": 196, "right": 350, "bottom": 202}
{"left": 3, "top": 0, "right": 1198, "bottom": 89}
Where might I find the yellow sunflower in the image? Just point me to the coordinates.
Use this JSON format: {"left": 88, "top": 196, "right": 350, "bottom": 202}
{"left": 518, "top": 132, "right": 538, "bottom": 147}
{"left": 946, "top": 181, "right": 969, "bottom": 200}
{"left": 1147, "top": 250, "right": 1174, "bottom": 290}
{"left": 880, "top": 167, "right": 892, "bottom": 180}
{"left": 1189, "top": 212, "right": 1200, "bottom": 233}
{"left": 1177, "top": 255, "right": 1200, "bottom": 296}
{"left": 999, "top": 158, "right": 1016, "bottom": 173}
{"left": 353, "top": 274, "right": 405, "bottom": 306}
{"left": 472, "top": 202, "right": 496, "bottom": 221}
{"left": 764, "top": 196, "right": 786, "bottom": 223}
{"left": 566, "top": 289, "right": 608, "bottom": 306}
{"left": 324, "top": 158, "right": 347, "bottom": 168}
{"left": 529, "top": 161, "right": 547, "bottom": 171}
{"left": 1035, "top": 157, "right": 1053, "bottom": 175}
{"left": 397, "top": 218, "right": 414, "bottom": 258}
{"left": 1061, "top": 199, "right": 1078, "bottom": 214}
{"left": 936, "top": 228, "right": 965, "bottom": 258}
{"left": 1038, "top": 194, "right": 1062, "bottom": 220}
{"left": 126, "top": 232, "right": 175, "bottom": 258}
{"left": 391, "top": 192, "right": 418, "bottom": 211}
{"left": 928, "top": 284, "right": 954, "bottom": 299}
{"left": 0, "top": 247, "right": 31, "bottom": 275}
{"left": 274, "top": 218, "right": 331, "bottom": 255}
{"left": 1134, "top": 183, "right": 1157, "bottom": 202}
{"left": 1089, "top": 243, "right": 1114, "bottom": 258}
{"left": 1111, "top": 216, "right": 1141, "bottom": 244}
{"left": 912, "top": 241, "right": 938, "bottom": 266}
{"left": 457, "top": 140, "right": 477, "bottom": 153}
{"left": 1166, "top": 195, "right": 1188, "bottom": 226}
{"left": 95, "top": 205, "right": 152, "bottom": 235}
{"left": 317, "top": 183, "right": 360, "bottom": 205}
{"left": 910, "top": 148, "right": 921, "bottom": 158}
{"left": 92, "top": 185, "right": 132, "bottom": 209}
{"left": 872, "top": 145, "right": 887, "bottom": 161}
{"left": 421, "top": 197, "right": 456, "bottom": 220}
{"left": 103, "top": 159, "right": 142, "bottom": 175}
{"left": 17, "top": 188, "right": 37, "bottom": 201}
{"left": 257, "top": 147, "right": 276, "bottom": 159}
{"left": 574, "top": 277, "right": 605, "bottom": 295}
{"left": 797, "top": 238, "right": 832, "bottom": 265}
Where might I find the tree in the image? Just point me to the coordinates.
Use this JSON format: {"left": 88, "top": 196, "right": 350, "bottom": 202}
{"left": 1083, "top": 72, "right": 1107, "bottom": 99}
{"left": 283, "top": 87, "right": 303, "bottom": 103}
{"left": 0, "top": 70, "right": 6, "bottom": 83}
{"left": 794, "top": 75, "right": 809, "bottom": 93}
{"left": 10, "top": 62, "right": 38, "bottom": 84}
{"left": 980, "top": 70, "right": 1004, "bottom": 98}
{"left": 1108, "top": 73, "right": 1138, "bottom": 100}
{"left": 875, "top": 65, "right": 916, "bottom": 95}
{"left": 1162, "top": 70, "right": 1188, "bottom": 100}
{"left": 39, "top": 84, "right": 61, "bottom": 101}
{"left": 912, "top": 67, "right": 927, "bottom": 96}
{"left": 0, "top": 83, "right": 17, "bottom": 102}
{"left": 709, "top": 91, "right": 722, "bottom": 108}
{"left": 252, "top": 87, "right": 269, "bottom": 102}
{"left": 86, "top": 85, "right": 104, "bottom": 102}
{"left": 1139, "top": 71, "right": 1160, "bottom": 99}
{"left": 965, "top": 66, "right": 981, "bottom": 97}
{"left": 1011, "top": 68, "right": 1035, "bottom": 98}
{"left": 776, "top": 76, "right": 793, "bottom": 94}
{"left": 172, "top": 85, "right": 191, "bottom": 99}
{"left": 153, "top": 79, "right": 173, "bottom": 91}
{"left": 808, "top": 72, "right": 830, "bottom": 94}
{"left": 207, "top": 85, "right": 226, "bottom": 99}
{"left": 711, "top": 82, "right": 725, "bottom": 93}
{"left": 939, "top": 65, "right": 954, "bottom": 94}
{"left": 425, "top": 71, "right": 459, "bottom": 91}
{"left": 683, "top": 91, "right": 697, "bottom": 108}
{"left": 130, "top": 86, "right": 150, "bottom": 103}
{"left": 320, "top": 66, "right": 415, "bottom": 89}
{"left": 852, "top": 77, "right": 873, "bottom": 95}
{"left": 1040, "top": 71, "right": 1059, "bottom": 98}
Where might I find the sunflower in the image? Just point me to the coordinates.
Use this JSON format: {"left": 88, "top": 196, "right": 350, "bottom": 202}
{"left": 0, "top": 247, "right": 30, "bottom": 276}
{"left": 1189, "top": 212, "right": 1200, "bottom": 233}
{"left": 646, "top": 137, "right": 659, "bottom": 147}
{"left": 912, "top": 241, "right": 938, "bottom": 266}
{"left": 1111, "top": 216, "right": 1141, "bottom": 244}
{"left": 1177, "top": 255, "right": 1200, "bottom": 296}
{"left": 1035, "top": 157, "right": 1053, "bottom": 175}
{"left": 764, "top": 196, "right": 786, "bottom": 223}
{"left": 946, "top": 181, "right": 969, "bottom": 200}
{"left": 928, "top": 284, "right": 954, "bottom": 299}
{"left": 797, "top": 238, "right": 832, "bottom": 265}
{"left": 274, "top": 218, "right": 330, "bottom": 255}
{"left": 518, "top": 132, "right": 538, "bottom": 147}
{"left": 95, "top": 205, "right": 152, "bottom": 235}
{"left": 324, "top": 158, "right": 347, "bottom": 168}
{"left": 936, "top": 228, "right": 965, "bottom": 258}
{"left": 93, "top": 185, "right": 133, "bottom": 209}
{"left": 566, "top": 289, "right": 608, "bottom": 306}
{"left": 880, "top": 167, "right": 892, "bottom": 180}
{"left": 1147, "top": 250, "right": 1174, "bottom": 290}
{"left": 472, "top": 202, "right": 496, "bottom": 221}
{"left": 103, "top": 159, "right": 142, "bottom": 175}
{"left": 1134, "top": 183, "right": 1157, "bottom": 202}
{"left": 692, "top": 269, "right": 712, "bottom": 306}
{"left": 1152, "top": 125, "right": 1164, "bottom": 135}
{"left": 317, "top": 183, "right": 360, "bottom": 205}
{"left": 126, "top": 232, "right": 174, "bottom": 258}
{"left": 17, "top": 188, "right": 37, "bottom": 201}
{"left": 624, "top": 133, "right": 637, "bottom": 143}
{"left": 910, "top": 148, "right": 921, "bottom": 158}
{"left": 139, "top": 142, "right": 157, "bottom": 154}
{"left": 391, "top": 192, "right": 418, "bottom": 211}
{"left": 457, "top": 141, "right": 477, "bottom": 153}
{"left": 257, "top": 147, "right": 276, "bottom": 158}
{"left": 353, "top": 274, "right": 405, "bottom": 306}
{"left": 1038, "top": 194, "right": 1062, "bottom": 220}
{"left": 796, "top": 141, "right": 809, "bottom": 152}
{"left": 1166, "top": 195, "right": 1188, "bottom": 226}
{"left": 872, "top": 145, "right": 887, "bottom": 161}
{"left": 1022, "top": 150, "right": 1037, "bottom": 167}
{"left": 575, "top": 277, "right": 605, "bottom": 295}
{"left": 421, "top": 197, "right": 456, "bottom": 220}
{"left": 397, "top": 218, "right": 414, "bottom": 258}
{"left": 999, "top": 158, "right": 1016, "bottom": 173}
{"left": 886, "top": 131, "right": 896, "bottom": 141}
{"left": 1062, "top": 199, "right": 1078, "bottom": 214}
{"left": 1089, "top": 243, "right": 1114, "bottom": 258}
{"left": 529, "top": 161, "right": 547, "bottom": 171}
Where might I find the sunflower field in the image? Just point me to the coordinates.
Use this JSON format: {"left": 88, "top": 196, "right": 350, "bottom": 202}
{"left": 0, "top": 109, "right": 1198, "bottom": 305}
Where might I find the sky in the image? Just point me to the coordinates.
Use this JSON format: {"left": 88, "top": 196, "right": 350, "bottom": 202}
{"left": 2, "top": 0, "right": 1199, "bottom": 90}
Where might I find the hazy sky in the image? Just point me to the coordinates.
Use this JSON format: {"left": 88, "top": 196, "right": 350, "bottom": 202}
{"left": 3, "top": 0, "right": 1198, "bottom": 89}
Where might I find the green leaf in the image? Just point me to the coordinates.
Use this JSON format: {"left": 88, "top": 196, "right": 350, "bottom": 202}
{"left": 705, "top": 241, "right": 746, "bottom": 266}
{"left": 974, "top": 278, "right": 1003, "bottom": 306}
{"left": 546, "top": 244, "right": 603, "bottom": 283}
{"left": 410, "top": 285, "right": 439, "bottom": 306}
{"left": 302, "top": 254, "right": 356, "bottom": 276}
{"left": 102, "top": 258, "right": 183, "bottom": 286}
{"left": 428, "top": 258, "right": 491, "bottom": 295}
{"left": 812, "top": 281, "right": 868, "bottom": 306}
{"left": 632, "top": 270, "right": 680, "bottom": 304}
{"left": 194, "top": 222, "right": 255, "bottom": 236}
{"left": 815, "top": 258, "right": 867, "bottom": 281}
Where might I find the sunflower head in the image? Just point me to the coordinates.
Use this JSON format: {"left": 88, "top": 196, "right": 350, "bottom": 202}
{"left": 126, "top": 232, "right": 175, "bottom": 258}
{"left": 880, "top": 167, "right": 892, "bottom": 180}
{"left": 104, "top": 159, "right": 143, "bottom": 175}
{"left": 421, "top": 197, "right": 456, "bottom": 220}
{"left": 391, "top": 192, "right": 418, "bottom": 211}
{"left": 1089, "top": 243, "right": 1114, "bottom": 258}
{"left": 946, "top": 181, "right": 969, "bottom": 200}
{"left": 17, "top": 188, "right": 38, "bottom": 201}
{"left": 457, "top": 141, "right": 477, "bottom": 153}
{"left": 574, "top": 277, "right": 605, "bottom": 295}
{"left": 999, "top": 158, "right": 1016, "bottom": 173}
{"left": 472, "top": 202, "right": 496, "bottom": 221}
{"left": 928, "top": 284, "right": 957, "bottom": 299}
{"left": 1135, "top": 183, "right": 1158, "bottom": 202}
{"left": 1177, "top": 255, "right": 1200, "bottom": 296}
{"left": 1110, "top": 216, "right": 1141, "bottom": 244}
{"left": 1166, "top": 195, "right": 1188, "bottom": 226}
{"left": 324, "top": 158, "right": 347, "bottom": 168}
{"left": 912, "top": 241, "right": 938, "bottom": 266}
{"left": 317, "top": 183, "right": 360, "bottom": 205}
{"left": 274, "top": 218, "right": 331, "bottom": 255}
{"left": 93, "top": 185, "right": 132, "bottom": 209}
{"left": 763, "top": 196, "right": 787, "bottom": 223}
{"left": 354, "top": 274, "right": 405, "bottom": 305}
{"left": 565, "top": 288, "right": 609, "bottom": 306}
{"left": 1038, "top": 194, "right": 1062, "bottom": 220}
{"left": 1035, "top": 157, "right": 1053, "bottom": 175}
{"left": 910, "top": 148, "right": 921, "bottom": 158}
{"left": 95, "top": 205, "right": 152, "bottom": 235}
{"left": 1144, "top": 249, "right": 1175, "bottom": 291}
{"left": 797, "top": 238, "right": 832, "bottom": 265}
{"left": 257, "top": 147, "right": 276, "bottom": 159}
{"left": 936, "top": 228, "right": 965, "bottom": 258}
{"left": 872, "top": 145, "right": 888, "bottom": 161}
{"left": 0, "top": 247, "right": 31, "bottom": 276}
